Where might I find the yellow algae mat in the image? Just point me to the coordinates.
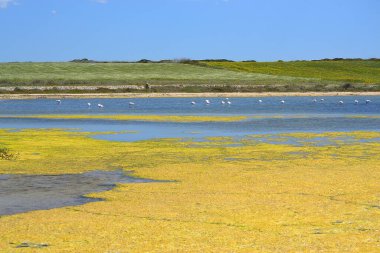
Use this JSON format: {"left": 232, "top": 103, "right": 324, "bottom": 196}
{"left": 0, "top": 129, "right": 379, "bottom": 252}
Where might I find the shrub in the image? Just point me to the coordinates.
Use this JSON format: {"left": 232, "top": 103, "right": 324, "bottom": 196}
{"left": 0, "top": 147, "right": 19, "bottom": 160}
{"left": 342, "top": 83, "right": 353, "bottom": 90}
{"left": 138, "top": 59, "right": 152, "bottom": 63}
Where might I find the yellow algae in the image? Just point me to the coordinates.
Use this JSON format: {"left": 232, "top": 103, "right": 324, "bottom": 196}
{"left": 0, "top": 129, "right": 380, "bottom": 252}
{"left": 3, "top": 114, "right": 247, "bottom": 122}
{"left": 276, "top": 131, "right": 380, "bottom": 145}
{"left": 346, "top": 115, "right": 380, "bottom": 119}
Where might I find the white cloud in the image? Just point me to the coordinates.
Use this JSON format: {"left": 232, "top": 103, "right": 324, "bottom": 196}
{"left": 95, "top": 0, "right": 108, "bottom": 4}
{"left": 0, "top": 0, "right": 15, "bottom": 9}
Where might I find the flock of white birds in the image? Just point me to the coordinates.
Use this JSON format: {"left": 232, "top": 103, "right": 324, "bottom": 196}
{"left": 54, "top": 98, "right": 372, "bottom": 109}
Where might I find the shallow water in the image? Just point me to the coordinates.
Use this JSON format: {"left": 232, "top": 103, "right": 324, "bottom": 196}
{"left": 1, "top": 97, "right": 380, "bottom": 215}
{"left": 1, "top": 115, "right": 380, "bottom": 142}
{"left": 0, "top": 170, "right": 158, "bottom": 216}
{"left": 1, "top": 96, "right": 380, "bottom": 141}
{"left": 0, "top": 96, "right": 379, "bottom": 116}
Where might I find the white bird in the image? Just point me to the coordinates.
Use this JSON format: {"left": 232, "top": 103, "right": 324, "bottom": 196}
{"left": 280, "top": 100, "right": 285, "bottom": 104}
{"left": 129, "top": 102, "right": 135, "bottom": 106}
{"left": 226, "top": 98, "right": 229, "bottom": 100}
{"left": 221, "top": 100, "right": 226, "bottom": 105}
{"left": 97, "top": 103, "right": 104, "bottom": 108}
{"left": 227, "top": 101, "right": 232, "bottom": 105}
{"left": 56, "top": 99, "right": 61, "bottom": 104}
{"left": 258, "top": 100, "right": 263, "bottom": 103}
{"left": 366, "top": 99, "right": 371, "bottom": 104}
{"left": 87, "top": 102, "right": 91, "bottom": 107}
{"left": 354, "top": 100, "right": 359, "bottom": 104}
{"left": 312, "top": 98, "right": 317, "bottom": 103}
{"left": 339, "top": 101, "right": 344, "bottom": 104}
{"left": 320, "top": 98, "right": 325, "bottom": 101}
{"left": 191, "top": 101, "right": 196, "bottom": 105}
{"left": 205, "top": 99, "right": 210, "bottom": 104}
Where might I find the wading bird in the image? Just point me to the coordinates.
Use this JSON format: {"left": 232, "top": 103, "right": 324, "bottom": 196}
{"left": 191, "top": 101, "right": 196, "bottom": 105}
{"left": 339, "top": 101, "right": 344, "bottom": 104}
{"left": 280, "top": 100, "right": 285, "bottom": 104}
{"left": 56, "top": 100, "right": 61, "bottom": 104}
{"left": 97, "top": 103, "right": 104, "bottom": 108}
{"left": 205, "top": 99, "right": 210, "bottom": 105}
{"left": 354, "top": 100, "right": 359, "bottom": 104}
{"left": 366, "top": 100, "right": 371, "bottom": 104}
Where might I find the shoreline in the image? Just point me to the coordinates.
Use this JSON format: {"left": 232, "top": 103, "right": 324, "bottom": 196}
{"left": 1, "top": 91, "right": 380, "bottom": 99}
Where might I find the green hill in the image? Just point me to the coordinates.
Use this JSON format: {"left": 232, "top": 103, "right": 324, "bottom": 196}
{"left": 0, "top": 62, "right": 317, "bottom": 86}
{"left": 0, "top": 60, "right": 379, "bottom": 93}
{"left": 203, "top": 60, "right": 380, "bottom": 84}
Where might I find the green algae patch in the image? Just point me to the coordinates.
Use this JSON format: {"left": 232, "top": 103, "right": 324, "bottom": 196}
{"left": 4, "top": 114, "right": 247, "bottom": 123}
{"left": 0, "top": 129, "right": 380, "bottom": 252}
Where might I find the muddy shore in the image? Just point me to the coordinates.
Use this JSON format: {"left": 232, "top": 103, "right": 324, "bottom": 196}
{"left": 1, "top": 91, "right": 380, "bottom": 100}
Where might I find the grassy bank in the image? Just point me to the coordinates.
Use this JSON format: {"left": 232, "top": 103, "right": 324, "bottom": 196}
{"left": 0, "top": 60, "right": 379, "bottom": 93}
{"left": 1, "top": 91, "right": 380, "bottom": 100}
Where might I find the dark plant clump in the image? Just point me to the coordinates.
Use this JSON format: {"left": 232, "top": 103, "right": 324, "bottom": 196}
{"left": 138, "top": 59, "right": 152, "bottom": 63}
{"left": 70, "top": 58, "right": 96, "bottom": 63}
{"left": 0, "top": 147, "right": 19, "bottom": 160}
{"left": 342, "top": 83, "right": 353, "bottom": 90}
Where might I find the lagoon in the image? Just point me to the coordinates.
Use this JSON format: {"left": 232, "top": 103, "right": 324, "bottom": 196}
{"left": 1, "top": 97, "right": 380, "bottom": 251}
{"left": 0, "top": 96, "right": 379, "bottom": 141}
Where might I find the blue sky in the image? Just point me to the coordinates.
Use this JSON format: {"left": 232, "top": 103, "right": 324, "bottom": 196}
{"left": 0, "top": 0, "right": 379, "bottom": 62}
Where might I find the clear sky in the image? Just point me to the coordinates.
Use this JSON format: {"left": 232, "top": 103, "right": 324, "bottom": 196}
{"left": 0, "top": 0, "right": 379, "bottom": 62}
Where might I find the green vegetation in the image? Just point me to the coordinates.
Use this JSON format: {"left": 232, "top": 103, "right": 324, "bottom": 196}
{"left": 204, "top": 60, "right": 380, "bottom": 84}
{"left": 0, "top": 62, "right": 313, "bottom": 86}
{"left": 0, "top": 60, "right": 379, "bottom": 92}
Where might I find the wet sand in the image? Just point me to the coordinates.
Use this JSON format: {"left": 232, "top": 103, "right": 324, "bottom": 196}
{"left": 1, "top": 91, "right": 380, "bottom": 100}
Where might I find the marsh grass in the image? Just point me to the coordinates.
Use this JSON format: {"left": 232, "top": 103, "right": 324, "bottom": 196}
{"left": 1, "top": 61, "right": 380, "bottom": 92}
{"left": 0, "top": 61, "right": 364, "bottom": 92}
{"left": 0, "top": 62, "right": 312, "bottom": 86}
{"left": 204, "top": 60, "right": 380, "bottom": 84}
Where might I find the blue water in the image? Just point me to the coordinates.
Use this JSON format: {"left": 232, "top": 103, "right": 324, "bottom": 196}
{"left": 0, "top": 170, "right": 162, "bottom": 216}
{"left": 0, "top": 96, "right": 379, "bottom": 116}
{"left": 1, "top": 96, "right": 379, "bottom": 141}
